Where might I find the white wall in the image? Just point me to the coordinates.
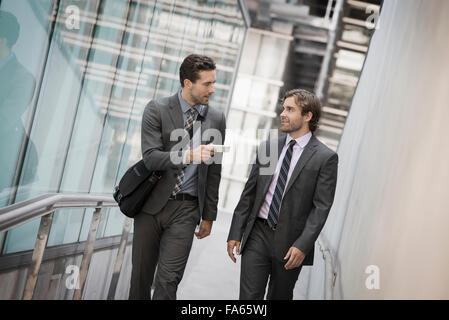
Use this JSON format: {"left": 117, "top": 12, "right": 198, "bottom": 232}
{"left": 307, "top": 0, "right": 449, "bottom": 299}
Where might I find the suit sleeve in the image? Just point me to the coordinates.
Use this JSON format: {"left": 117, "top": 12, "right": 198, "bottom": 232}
{"left": 202, "top": 112, "right": 226, "bottom": 221}
{"left": 141, "top": 100, "right": 185, "bottom": 171}
{"left": 293, "top": 152, "right": 338, "bottom": 254}
{"left": 226, "top": 144, "right": 261, "bottom": 242}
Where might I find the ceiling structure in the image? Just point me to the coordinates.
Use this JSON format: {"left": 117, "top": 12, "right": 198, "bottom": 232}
{"left": 242, "top": 0, "right": 383, "bottom": 150}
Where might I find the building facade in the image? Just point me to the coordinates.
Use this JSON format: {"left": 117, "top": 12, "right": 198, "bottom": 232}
{"left": 0, "top": 0, "right": 245, "bottom": 255}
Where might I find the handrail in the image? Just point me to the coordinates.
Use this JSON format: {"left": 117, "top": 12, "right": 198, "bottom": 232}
{"left": 0, "top": 193, "right": 117, "bottom": 232}
{"left": 0, "top": 193, "right": 123, "bottom": 300}
{"left": 317, "top": 236, "right": 337, "bottom": 300}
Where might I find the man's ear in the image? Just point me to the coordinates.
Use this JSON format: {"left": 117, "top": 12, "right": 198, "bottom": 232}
{"left": 305, "top": 111, "right": 313, "bottom": 122}
{"left": 183, "top": 79, "right": 192, "bottom": 89}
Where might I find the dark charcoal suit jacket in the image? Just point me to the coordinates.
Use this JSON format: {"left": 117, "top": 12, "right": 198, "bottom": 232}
{"left": 227, "top": 135, "right": 338, "bottom": 266}
{"left": 140, "top": 93, "right": 226, "bottom": 221}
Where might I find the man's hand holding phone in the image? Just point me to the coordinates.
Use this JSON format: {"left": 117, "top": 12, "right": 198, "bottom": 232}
{"left": 188, "top": 145, "right": 215, "bottom": 163}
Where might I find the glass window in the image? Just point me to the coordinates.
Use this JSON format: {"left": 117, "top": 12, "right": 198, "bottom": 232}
{"left": 219, "top": 29, "right": 292, "bottom": 212}
{"left": 1, "top": 0, "right": 246, "bottom": 254}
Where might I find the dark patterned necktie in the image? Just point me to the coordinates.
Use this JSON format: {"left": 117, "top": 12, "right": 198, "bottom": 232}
{"left": 171, "top": 108, "right": 196, "bottom": 197}
{"left": 267, "top": 139, "right": 296, "bottom": 229}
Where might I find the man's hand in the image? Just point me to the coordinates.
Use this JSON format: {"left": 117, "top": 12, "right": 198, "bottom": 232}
{"left": 227, "top": 240, "right": 241, "bottom": 263}
{"left": 189, "top": 145, "right": 215, "bottom": 163}
{"left": 284, "top": 247, "right": 305, "bottom": 270}
{"left": 195, "top": 220, "right": 213, "bottom": 239}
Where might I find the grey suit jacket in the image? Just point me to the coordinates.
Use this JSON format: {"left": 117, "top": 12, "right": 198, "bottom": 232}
{"left": 227, "top": 135, "right": 338, "bottom": 265}
{"left": 140, "top": 93, "right": 226, "bottom": 221}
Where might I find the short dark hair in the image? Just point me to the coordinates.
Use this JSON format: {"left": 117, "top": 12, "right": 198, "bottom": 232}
{"left": 283, "top": 89, "right": 322, "bottom": 133}
{"left": 0, "top": 11, "right": 20, "bottom": 48}
{"left": 179, "top": 54, "right": 216, "bottom": 87}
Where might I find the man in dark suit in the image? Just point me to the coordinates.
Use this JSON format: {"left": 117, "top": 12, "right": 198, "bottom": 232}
{"left": 129, "top": 54, "right": 226, "bottom": 300}
{"left": 227, "top": 89, "right": 338, "bottom": 300}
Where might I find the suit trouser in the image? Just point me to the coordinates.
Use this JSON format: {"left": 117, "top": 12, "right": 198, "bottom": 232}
{"left": 129, "top": 199, "right": 200, "bottom": 300}
{"left": 240, "top": 218, "right": 303, "bottom": 300}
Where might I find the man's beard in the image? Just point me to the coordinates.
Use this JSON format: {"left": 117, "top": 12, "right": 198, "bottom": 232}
{"left": 281, "top": 121, "right": 302, "bottom": 133}
{"left": 190, "top": 92, "right": 209, "bottom": 106}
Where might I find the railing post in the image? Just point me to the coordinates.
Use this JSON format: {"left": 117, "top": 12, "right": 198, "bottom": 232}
{"left": 22, "top": 212, "right": 54, "bottom": 300}
{"left": 73, "top": 207, "right": 102, "bottom": 300}
{"left": 107, "top": 216, "right": 132, "bottom": 300}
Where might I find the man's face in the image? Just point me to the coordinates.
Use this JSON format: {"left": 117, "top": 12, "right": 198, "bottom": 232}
{"left": 186, "top": 70, "right": 216, "bottom": 105}
{"left": 280, "top": 96, "right": 311, "bottom": 133}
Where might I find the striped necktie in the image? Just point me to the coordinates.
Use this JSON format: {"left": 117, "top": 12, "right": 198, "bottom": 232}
{"left": 267, "top": 139, "right": 296, "bottom": 229}
{"left": 171, "top": 108, "right": 196, "bottom": 197}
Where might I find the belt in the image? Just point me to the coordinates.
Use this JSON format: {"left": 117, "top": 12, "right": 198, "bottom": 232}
{"left": 256, "top": 217, "right": 276, "bottom": 231}
{"left": 169, "top": 193, "right": 198, "bottom": 201}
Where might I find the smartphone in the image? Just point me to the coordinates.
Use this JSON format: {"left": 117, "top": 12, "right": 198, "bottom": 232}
{"left": 210, "top": 144, "right": 230, "bottom": 152}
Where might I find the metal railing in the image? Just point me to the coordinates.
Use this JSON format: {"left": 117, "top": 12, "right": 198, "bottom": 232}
{"left": 0, "top": 193, "right": 129, "bottom": 300}
{"left": 0, "top": 193, "right": 337, "bottom": 300}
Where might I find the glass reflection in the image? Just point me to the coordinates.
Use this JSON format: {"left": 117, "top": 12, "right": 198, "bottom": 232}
{"left": 0, "top": 0, "right": 245, "bottom": 254}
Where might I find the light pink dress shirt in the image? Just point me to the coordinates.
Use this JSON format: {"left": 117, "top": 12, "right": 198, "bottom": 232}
{"left": 258, "top": 131, "right": 312, "bottom": 219}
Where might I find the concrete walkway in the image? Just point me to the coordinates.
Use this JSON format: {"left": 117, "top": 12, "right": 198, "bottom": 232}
{"left": 177, "top": 211, "right": 312, "bottom": 300}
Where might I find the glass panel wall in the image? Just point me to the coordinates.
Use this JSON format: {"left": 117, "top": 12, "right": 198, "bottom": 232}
{"left": 219, "top": 28, "right": 292, "bottom": 213}
{"left": 0, "top": 0, "right": 246, "bottom": 254}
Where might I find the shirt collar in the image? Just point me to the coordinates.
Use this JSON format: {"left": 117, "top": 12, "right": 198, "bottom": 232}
{"left": 0, "top": 52, "right": 14, "bottom": 70}
{"left": 178, "top": 89, "right": 206, "bottom": 117}
{"left": 286, "top": 131, "right": 312, "bottom": 149}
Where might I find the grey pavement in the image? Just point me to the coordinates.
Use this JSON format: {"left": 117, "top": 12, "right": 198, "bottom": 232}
{"left": 177, "top": 210, "right": 312, "bottom": 300}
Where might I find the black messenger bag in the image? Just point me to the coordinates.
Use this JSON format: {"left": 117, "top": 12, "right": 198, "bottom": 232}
{"left": 113, "top": 159, "right": 161, "bottom": 218}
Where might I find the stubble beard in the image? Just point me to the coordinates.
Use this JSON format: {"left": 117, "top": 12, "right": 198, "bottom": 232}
{"left": 190, "top": 91, "right": 210, "bottom": 106}
{"left": 281, "top": 121, "right": 302, "bottom": 133}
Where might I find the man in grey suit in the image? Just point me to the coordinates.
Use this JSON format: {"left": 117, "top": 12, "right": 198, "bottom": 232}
{"left": 227, "top": 89, "right": 338, "bottom": 300}
{"left": 130, "top": 54, "right": 226, "bottom": 300}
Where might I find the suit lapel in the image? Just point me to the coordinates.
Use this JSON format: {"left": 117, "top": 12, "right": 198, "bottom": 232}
{"left": 168, "top": 94, "right": 184, "bottom": 130}
{"left": 284, "top": 135, "right": 318, "bottom": 195}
